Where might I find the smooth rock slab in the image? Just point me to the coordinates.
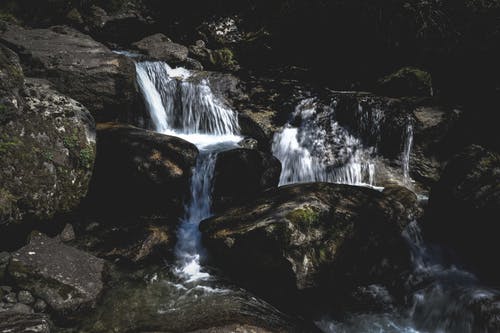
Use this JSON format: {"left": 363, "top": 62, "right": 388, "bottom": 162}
{"left": 8, "top": 233, "right": 105, "bottom": 316}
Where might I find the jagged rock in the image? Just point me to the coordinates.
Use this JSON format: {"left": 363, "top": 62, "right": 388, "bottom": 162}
{"left": 201, "top": 183, "right": 418, "bottom": 310}
{"left": 427, "top": 145, "right": 500, "bottom": 282}
{"left": 86, "top": 123, "right": 198, "bottom": 217}
{"left": 0, "top": 311, "right": 51, "bottom": 333}
{"left": 133, "top": 33, "right": 189, "bottom": 65}
{"left": 212, "top": 148, "right": 281, "bottom": 211}
{"left": 0, "top": 23, "right": 141, "bottom": 121}
{"left": 17, "top": 290, "right": 34, "bottom": 305}
{"left": 8, "top": 232, "right": 105, "bottom": 317}
{"left": 1, "top": 46, "right": 96, "bottom": 237}
{"left": 59, "top": 224, "right": 75, "bottom": 243}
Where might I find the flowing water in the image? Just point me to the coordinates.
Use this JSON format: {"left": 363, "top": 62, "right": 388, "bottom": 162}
{"left": 135, "top": 60, "right": 497, "bottom": 332}
{"left": 136, "top": 61, "right": 241, "bottom": 283}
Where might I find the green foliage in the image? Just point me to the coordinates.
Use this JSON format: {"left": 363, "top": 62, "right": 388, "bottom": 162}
{"left": 79, "top": 146, "right": 94, "bottom": 170}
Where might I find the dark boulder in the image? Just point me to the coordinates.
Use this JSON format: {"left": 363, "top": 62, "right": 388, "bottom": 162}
{"left": 0, "top": 311, "right": 51, "bottom": 333}
{"left": 132, "top": 33, "right": 189, "bottom": 66}
{"left": 0, "top": 23, "right": 141, "bottom": 122}
{"left": 212, "top": 148, "right": 281, "bottom": 211}
{"left": 376, "top": 67, "right": 433, "bottom": 98}
{"left": 200, "top": 183, "right": 418, "bottom": 311}
{"left": 426, "top": 145, "right": 500, "bottom": 282}
{"left": 8, "top": 232, "right": 105, "bottom": 317}
{"left": 86, "top": 123, "right": 198, "bottom": 218}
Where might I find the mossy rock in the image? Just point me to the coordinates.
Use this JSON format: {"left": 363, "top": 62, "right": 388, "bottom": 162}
{"left": 377, "top": 67, "right": 433, "bottom": 97}
{"left": 209, "top": 47, "right": 240, "bottom": 72}
{"left": 0, "top": 75, "right": 96, "bottom": 228}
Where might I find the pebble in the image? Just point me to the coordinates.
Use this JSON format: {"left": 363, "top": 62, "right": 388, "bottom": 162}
{"left": 60, "top": 223, "right": 76, "bottom": 242}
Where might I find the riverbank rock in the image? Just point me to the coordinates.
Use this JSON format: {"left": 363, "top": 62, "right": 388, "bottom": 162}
{"left": 132, "top": 33, "right": 189, "bottom": 65}
{"left": 212, "top": 148, "right": 281, "bottom": 211}
{"left": 8, "top": 232, "right": 105, "bottom": 317}
{"left": 1, "top": 45, "right": 96, "bottom": 240}
{"left": 426, "top": 145, "right": 500, "bottom": 282}
{"left": 201, "top": 183, "right": 418, "bottom": 311}
{"left": 0, "top": 23, "right": 141, "bottom": 122}
{"left": 86, "top": 123, "right": 198, "bottom": 218}
{"left": 0, "top": 312, "right": 51, "bottom": 333}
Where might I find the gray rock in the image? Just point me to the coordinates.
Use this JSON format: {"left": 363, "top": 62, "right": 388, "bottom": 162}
{"left": 1, "top": 23, "right": 141, "bottom": 121}
{"left": 133, "top": 33, "right": 189, "bottom": 65}
{"left": 9, "top": 303, "right": 34, "bottom": 314}
{"left": 87, "top": 123, "right": 198, "bottom": 217}
{"left": 0, "top": 77, "right": 96, "bottom": 230}
{"left": 8, "top": 232, "right": 105, "bottom": 317}
{"left": 3, "top": 292, "right": 17, "bottom": 304}
{"left": 0, "top": 311, "right": 51, "bottom": 333}
{"left": 59, "top": 224, "right": 76, "bottom": 243}
{"left": 17, "top": 290, "right": 35, "bottom": 305}
{"left": 238, "top": 137, "right": 259, "bottom": 150}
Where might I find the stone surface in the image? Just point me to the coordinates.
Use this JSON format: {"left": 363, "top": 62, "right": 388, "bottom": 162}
{"left": 201, "top": 183, "right": 418, "bottom": 309}
{"left": 212, "top": 148, "right": 281, "bottom": 211}
{"left": 377, "top": 67, "right": 433, "bottom": 97}
{"left": 8, "top": 232, "right": 105, "bottom": 317}
{"left": 133, "top": 33, "right": 189, "bottom": 65}
{"left": 59, "top": 224, "right": 75, "bottom": 243}
{"left": 86, "top": 123, "right": 198, "bottom": 217}
{"left": 0, "top": 76, "right": 96, "bottom": 231}
{"left": 0, "top": 23, "right": 141, "bottom": 121}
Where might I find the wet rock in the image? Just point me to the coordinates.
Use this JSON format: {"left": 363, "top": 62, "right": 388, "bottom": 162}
{"left": 59, "top": 224, "right": 75, "bottom": 243}
{"left": 427, "top": 145, "right": 500, "bottom": 282}
{"left": 77, "top": 273, "right": 318, "bottom": 333}
{"left": 212, "top": 148, "right": 281, "bottom": 212}
{"left": 377, "top": 67, "right": 433, "bottom": 98}
{"left": 0, "top": 23, "right": 141, "bottom": 121}
{"left": 0, "top": 311, "right": 51, "bottom": 332}
{"left": 17, "top": 290, "right": 35, "bottom": 305}
{"left": 86, "top": 123, "right": 198, "bottom": 218}
{"left": 201, "top": 183, "right": 417, "bottom": 311}
{"left": 238, "top": 137, "right": 259, "bottom": 150}
{"left": 0, "top": 77, "right": 95, "bottom": 234}
{"left": 8, "top": 232, "right": 105, "bottom": 317}
{"left": 133, "top": 33, "right": 189, "bottom": 65}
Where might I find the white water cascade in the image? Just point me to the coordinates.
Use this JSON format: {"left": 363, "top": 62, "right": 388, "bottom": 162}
{"left": 272, "top": 98, "right": 377, "bottom": 187}
{"left": 136, "top": 61, "right": 241, "bottom": 282}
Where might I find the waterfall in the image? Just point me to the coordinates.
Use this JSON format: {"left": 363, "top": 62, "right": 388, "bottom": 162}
{"left": 401, "top": 120, "right": 414, "bottom": 184}
{"left": 136, "top": 60, "right": 241, "bottom": 282}
{"left": 272, "top": 98, "right": 377, "bottom": 187}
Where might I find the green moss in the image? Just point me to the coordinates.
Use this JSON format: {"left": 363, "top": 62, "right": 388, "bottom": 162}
{"left": 63, "top": 130, "right": 80, "bottom": 150}
{"left": 286, "top": 206, "right": 321, "bottom": 225}
{"left": 209, "top": 48, "right": 240, "bottom": 71}
{"left": 79, "top": 146, "right": 94, "bottom": 170}
{"left": 0, "top": 138, "right": 20, "bottom": 154}
{"left": 0, "top": 188, "right": 17, "bottom": 217}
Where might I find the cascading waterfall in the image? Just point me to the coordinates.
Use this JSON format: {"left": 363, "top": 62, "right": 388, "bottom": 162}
{"left": 272, "top": 98, "right": 377, "bottom": 187}
{"left": 136, "top": 60, "right": 241, "bottom": 282}
{"left": 401, "top": 119, "right": 414, "bottom": 184}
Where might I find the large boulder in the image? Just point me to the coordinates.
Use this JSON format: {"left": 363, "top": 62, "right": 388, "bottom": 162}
{"left": 426, "top": 145, "right": 500, "bottom": 282}
{"left": 8, "top": 232, "right": 105, "bottom": 317}
{"left": 1, "top": 45, "right": 96, "bottom": 240}
{"left": 0, "top": 23, "right": 141, "bottom": 122}
{"left": 132, "top": 33, "right": 189, "bottom": 65}
{"left": 376, "top": 67, "right": 433, "bottom": 98}
{"left": 86, "top": 123, "right": 198, "bottom": 218}
{"left": 200, "top": 183, "right": 419, "bottom": 311}
{"left": 212, "top": 148, "right": 281, "bottom": 211}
